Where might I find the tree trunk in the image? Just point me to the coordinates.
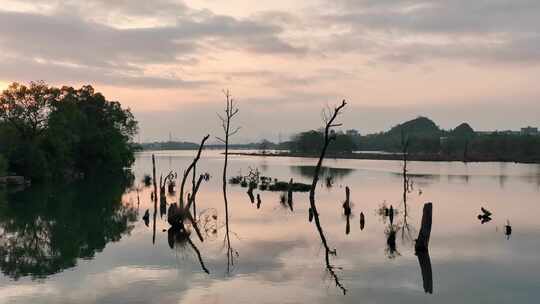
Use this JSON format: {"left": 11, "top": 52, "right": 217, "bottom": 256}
{"left": 415, "top": 202, "right": 433, "bottom": 252}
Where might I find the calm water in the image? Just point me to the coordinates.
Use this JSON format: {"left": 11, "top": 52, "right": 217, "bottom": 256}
{"left": 1, "top": 150, "right": 540, "bottom": 303}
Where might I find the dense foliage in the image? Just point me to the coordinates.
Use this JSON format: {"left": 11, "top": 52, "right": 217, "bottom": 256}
{"left": 289, "top": 130, "right": 356, "bottom": 153}
{"left": 285, "top": 116, "right": 540, "bottom": 162}
{"left": 0, "top": 81, "right": 138, "bottom": 180}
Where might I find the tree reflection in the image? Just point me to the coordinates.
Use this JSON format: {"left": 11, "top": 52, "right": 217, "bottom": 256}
{"left": 308, "top": 100, "right": 347, "bottom": 295}
{"left": 290, "top": 165, "right": 354, "bottom": 181}
{"left": 0, "top": 173, "right": 137, "bottom": 280}
{"left": 416, "top": 250, "right": 433, "bottom": 294}
{"left": 167, "top": 226, "right": 210, "bottom": 274}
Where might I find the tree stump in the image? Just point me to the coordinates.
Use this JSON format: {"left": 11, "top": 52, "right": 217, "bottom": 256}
{"left": 415, "top": 202, "right": 433, "bottom": 253}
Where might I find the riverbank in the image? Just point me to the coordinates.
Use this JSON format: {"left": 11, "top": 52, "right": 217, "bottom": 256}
{"left": 228, "top": 151, "right": 540, "bottom": 164}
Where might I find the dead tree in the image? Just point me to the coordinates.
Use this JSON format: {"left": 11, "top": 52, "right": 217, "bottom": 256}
{"left": 308, "top": 99, "right": 347, "bottom": 294}
{"left": 136, "top": 187, "right": 140, "bottom": 209}
{"left": 416, "top": 249, "right": 433, "bottom": 294}
{"left": 287, "top": 178, "right": 294, "bottom": 206}
{"left": 167, "top": 135, "right": 209, "bottom": 243}
{"left": 192, "top": 162, "right": 198, "bottom": 220}
{"left": 179, "top": 135, "right": 209, "bottom": 209}
{"left": 152, "top": 154, "right": 158, "bottom": 245}
{"left": 217, "top": 89, "right": 240, "bottom": 273}
{"left": 343, "top": 186, "right": 352, "bottom": 235}
{"left": 415, "top": 202, "right": 433, "bottom": 293}
{"left": 400, "top": 132, "right": 414, "bottom": 241}
{"left": 415, "top": 202, "right": 433, "bottom": 252}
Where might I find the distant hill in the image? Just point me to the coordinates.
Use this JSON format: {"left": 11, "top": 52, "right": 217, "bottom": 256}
{"left": 387, "top": 116, "right": 441, "bottom": 137}
{"left": 451, "top": 123, "right": 475, "bottom": 138}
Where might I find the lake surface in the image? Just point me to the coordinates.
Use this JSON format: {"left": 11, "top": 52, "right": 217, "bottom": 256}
{"left": 1, "top": 150, "right": 540, "bottom": 303}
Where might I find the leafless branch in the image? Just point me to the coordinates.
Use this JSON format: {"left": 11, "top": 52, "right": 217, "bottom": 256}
{"left": 309, "top": 99, "right": 348, "bottom": 294}
{"left": 179, "top": 135, "right": 209, "bottom": 208}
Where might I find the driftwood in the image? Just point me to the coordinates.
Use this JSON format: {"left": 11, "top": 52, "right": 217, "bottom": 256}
{"left": 415, "top": 202, "right": 433, "bottom": 252}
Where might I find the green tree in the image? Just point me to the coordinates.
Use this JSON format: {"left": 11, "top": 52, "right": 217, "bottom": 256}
{"left": 0, "top": 82, "right": 138, "bottom": 180}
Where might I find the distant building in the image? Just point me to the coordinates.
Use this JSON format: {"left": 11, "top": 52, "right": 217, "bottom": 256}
{"left": 521, "top": 127, "right": 539, "bottom": 135}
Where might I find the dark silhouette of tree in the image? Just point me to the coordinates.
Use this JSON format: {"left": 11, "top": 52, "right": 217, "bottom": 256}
{"left": 0, "top": 173, "right": 137, "bottom": 280}
{"left": 0, "top": 82, "right": 138, "bottom": 181}
{"left": 217, "top": 89, "right": 240, "bottom": 273}
{"left": 308, "top": 100, "right": 347, "bottom": 294}
{"left": 0, "top": 81, "right": 57, "bottom": 140}
{"left": 289, "top": 130, "right": 356, "bottom": 154}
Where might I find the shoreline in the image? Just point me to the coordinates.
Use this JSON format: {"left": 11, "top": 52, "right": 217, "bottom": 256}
{"left": 227, "top": 151, "right": 540, "bottom": 164}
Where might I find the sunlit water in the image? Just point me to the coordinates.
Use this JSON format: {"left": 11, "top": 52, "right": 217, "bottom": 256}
{"left": 1, "top": 150, "right": 540, "bottom": 303}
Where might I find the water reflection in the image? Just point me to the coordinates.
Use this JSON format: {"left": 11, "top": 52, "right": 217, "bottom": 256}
{"left": 416, "top": 250, "right": 433, "bottom": 294}
{"left": 290, "top": 165, "right": 354, "bottom": 180}
{"left": 166, "top": 226, "right": 210, "bottom": 274}
{"left": 2, "top": 151, "right": 540, "bottom": 303}
{"left": 478, "top": 207, "right": 493, "bottom": 224}
{"left": 505, "top": 220, "right": 512, "bottom": 240}
{"left": 0, "top": 173, "right": 137, "bottom": 280}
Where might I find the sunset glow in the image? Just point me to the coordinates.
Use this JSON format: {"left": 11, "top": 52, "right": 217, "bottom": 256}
{"left": 0, "top": 0, "right": 538, "bottom": 141}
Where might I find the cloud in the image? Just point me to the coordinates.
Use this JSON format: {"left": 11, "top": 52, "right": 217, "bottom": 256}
{"left": 0, "top": 55, "right": 207, "bottom": 89}
{"left": 320, "top": 0, "right": 540, "bottom": 64}
{"left": 0, "top": 3, "right": 304, "bottom": 88}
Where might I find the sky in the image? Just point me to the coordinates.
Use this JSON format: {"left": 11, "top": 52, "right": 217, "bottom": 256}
{"left": 0, "top": 0, "right": 539, "bottom": 143}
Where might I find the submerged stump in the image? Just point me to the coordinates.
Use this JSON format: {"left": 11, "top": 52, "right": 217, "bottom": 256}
{"left": 415, "top": 202, "right": 433, "bottom": 253}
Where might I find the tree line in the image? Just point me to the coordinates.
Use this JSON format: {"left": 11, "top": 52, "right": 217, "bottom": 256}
{"left": 0, "top": 81, "right": 138, "bottom": 181}
{"left": 267, "top": 116, "right": 540, "bottom": 162}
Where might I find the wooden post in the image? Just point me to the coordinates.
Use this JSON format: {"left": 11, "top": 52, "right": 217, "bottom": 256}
{"left": 152, "top": 155, "right": 158, "bottom": 205}
{"left": 343, "top": 186, "right": 351, "bottom": 216}
{"left": 415, "top": 202, "right": 433, "bottom": 252}
{"left": 287, "top": 178, "right": 293, "bottom": 205}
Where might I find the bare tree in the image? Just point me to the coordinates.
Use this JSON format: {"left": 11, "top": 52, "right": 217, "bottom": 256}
{"left": 400, "top": 131, "right": 414, "bottom": 241}
{"left": 179, "top": 135, "right": 209, "bottom": 207}
{"left": 152, "top": 154, "right": 158, "bottom": 245}
{"left": 174, "top": 135, "right": 209, "bottom": 242}
{"left": 308, "top": 100, "right": 347, "bottom": 294}
{"left": 217, "top": 89, "right": 240, "bottom": 273}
